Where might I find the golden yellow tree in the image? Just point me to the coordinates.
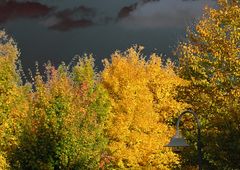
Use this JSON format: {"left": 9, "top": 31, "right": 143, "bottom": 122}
{"left": 176, "top": 0, "right": 240, "bottom": 169}
{"left": 101, "top": 47, "right": 188, "bottom": 169}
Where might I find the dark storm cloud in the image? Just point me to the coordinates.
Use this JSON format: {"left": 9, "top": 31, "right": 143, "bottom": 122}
{"left": 56, "top": 5, "right": 96, "bottom": 19}
{"left": 0, "top": 1, "right": 96, "bottom": 31}
{"left": 0, "top": 1, "right": 52, "bottom": 23}
{"left": 118, "top": 0, "right": 160, "bottom": 19}
{"left": 49, "top": 18, "right": 93, "bottom": 31}
{"left": 44, "top": 5, "right": 95, "bottom": 31}
{"left": 118, "top": 3, "right": 138, "bottom": 19}
{"left": 0, "top": 0, "right": 214, "bottom": 31}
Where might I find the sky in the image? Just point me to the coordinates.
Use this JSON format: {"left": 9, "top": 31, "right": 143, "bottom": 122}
{"left": 0, "top": 0, "right": 217, "bottom": 72}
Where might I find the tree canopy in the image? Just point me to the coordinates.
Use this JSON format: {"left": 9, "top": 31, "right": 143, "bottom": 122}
{"left": 101, "top": 47, "right": 188, "bottom": 169}
{"left": 0, "top": 0, "right": 239, "bottom": 169}
{"left": 177, "top": 0, "right": 240, "bottom": 169}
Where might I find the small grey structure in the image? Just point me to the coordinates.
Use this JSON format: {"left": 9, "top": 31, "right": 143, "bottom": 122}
{"left": 165, "top": 110, "right": 202, "bottom": 170}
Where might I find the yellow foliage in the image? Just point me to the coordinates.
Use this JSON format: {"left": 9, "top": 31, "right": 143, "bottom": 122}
{"left": 0, "top": 30, "right": 29, "bottom": 164}
{"left": 102, "top": 46, "right": 188, "bottom": 169}
{"left": 177, "top": 1, "right": 240, "bottom": 169}
{"left": 0, "top": 152, "right": 9, "bottom": 170}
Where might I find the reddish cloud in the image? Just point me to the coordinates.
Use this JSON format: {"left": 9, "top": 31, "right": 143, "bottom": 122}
{"left": 47, "top": 5, "right": 95, "bottom": 31}
{"left": 56, "top": 5, "right": 96, "bottom": 19}
{"left": 49, "top": 18, "right": 93, "bottom": 31}
{"left": 0, "top": 1, "right": 53, "bottom": 23}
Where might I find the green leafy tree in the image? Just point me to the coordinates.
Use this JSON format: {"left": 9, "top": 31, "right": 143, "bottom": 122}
{"left": 176, "top": 0, "right": 240, "bottom": 169}
{"left": 12, "top": 57, "right": 111, "bottom": 169}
